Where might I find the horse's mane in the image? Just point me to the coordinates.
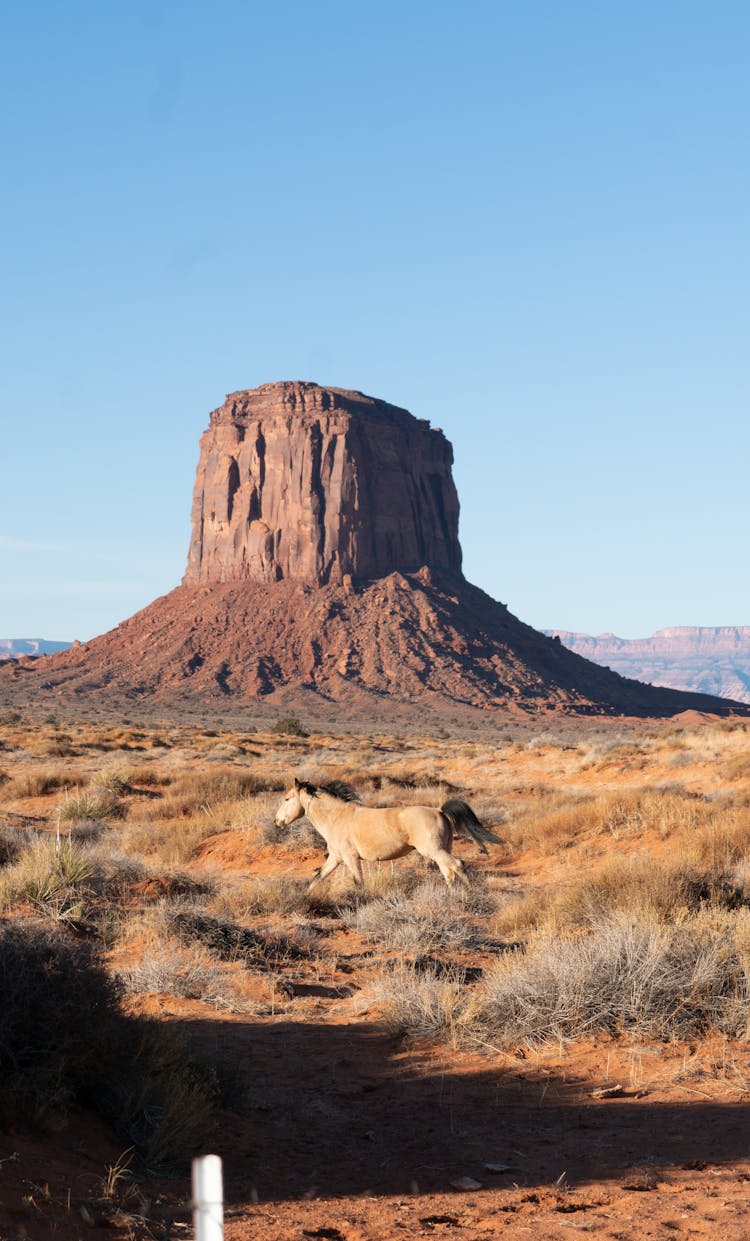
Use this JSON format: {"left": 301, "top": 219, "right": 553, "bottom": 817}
{"left": 323, "top": 780, "right": 359, "bottom": 802}
{"left": 299, "top": 780, "right": 359, "bottom": 802}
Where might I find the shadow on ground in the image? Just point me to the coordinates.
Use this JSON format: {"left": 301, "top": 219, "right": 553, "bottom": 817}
{"left": 174, "top": 1014, "right": 750, "bottom": 1204}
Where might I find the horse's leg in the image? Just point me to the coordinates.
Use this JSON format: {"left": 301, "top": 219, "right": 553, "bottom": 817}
{"left": 341, "top": 852, "right": 364, "bottom": 887}
{"left": 430, "top": 849, "right": 469, "bottom": 888}
{"left": 308, "top": 853, "right": 342, "bottom": 892}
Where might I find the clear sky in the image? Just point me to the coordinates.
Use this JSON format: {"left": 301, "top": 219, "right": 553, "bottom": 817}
{"left": 2, "top": 1, "right": 748, "bottom": 641}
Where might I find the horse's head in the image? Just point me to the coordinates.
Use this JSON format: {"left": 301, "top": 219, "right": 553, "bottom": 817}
{"left": 274, "top": 778, "right": 314, "bottom": 827}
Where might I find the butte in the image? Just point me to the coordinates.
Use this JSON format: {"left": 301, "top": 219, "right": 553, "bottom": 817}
{"left": 2, "top": 381, "right": 746, "bottom": 728}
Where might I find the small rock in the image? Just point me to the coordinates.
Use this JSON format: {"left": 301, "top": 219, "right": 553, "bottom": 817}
{"left": 591, "top": 1083, "right": 624, "bottom": 1099}
{"left": 484, "top": 1162, "right": 514, "bottom": 1173}
{"left": 450, "top": 1176, "right": 482, "bottom": 1191}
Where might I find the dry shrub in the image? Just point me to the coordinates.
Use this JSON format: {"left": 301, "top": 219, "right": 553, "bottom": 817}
{"left": 140, "top": 766, "right": 284, "bottom": 819}
{"left": 369, "top": 962, "right": 466, "bottom": 1043}
{"left": 212, "top": 875, "right": 318, "bottom": 918}
{"left": 121, "top": 805, "right": 234, "bottom": 865}
{"left": 59, "top": 787, "right": 124, "bottom": 823}
{"left": 119, "top": 942, "right": 247, "bottom": 1011}
{"left": 167, "top": 907, "right": 312, "bottom": 968}
{"left": 0, "top": 825, "right": 37, "bottom": 866}
{"left": 464, "top": 911, "right": 750, "bottom": 1049}
{"left": 0, "top": 836, "right": 146, "bottom": 934}
{"left": 685, "top": 808, "right": 750, "bottom": 870}
{"left": 0, "top": 837, "right": 95, "bottom": 922}
{"left": 94, "top": 767, "right": 134, "bottom": 794}
{"left": 344, "top": 879, "right": 491, "bottom": 955}
{"left": 33, "top": 739, "right": 79, "bottom": 758}
{"left": 224, "top": 790, "right": 284, "bottom": 844}
{"left": 0, "top": 921, "right": 125, "bottom": 1124}
{"left": 6, "top": 769, "right": 70, "bottom": 798}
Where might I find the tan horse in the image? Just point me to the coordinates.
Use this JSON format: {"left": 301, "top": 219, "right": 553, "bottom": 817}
{"left": 274, "top": 778, "right": 500, "bottom": 889}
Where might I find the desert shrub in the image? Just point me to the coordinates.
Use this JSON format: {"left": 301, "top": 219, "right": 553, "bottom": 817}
{"left": 119, "top": 942, "right": 248, "bottom": 1012}
{"left": 221, "top": 790, "right": 284, "bottom": 844}
{"left": 506, "top": 789, "right": 710, "bottom": 854}
{"left": 343, "top": 880, "right": 488, "bottom": 955}
{"left": 0, "top": 837, "right": 146, "bottom": 933}
{"left": 369, "top": 962, "right": 467, "bottom": 1043}
{"left": 7, "top": 769, "right": 69, "bottom": 798}
{"left": 0, "top": 921, "right": 221, "bottom": 1163}
{"left": 464, "top": 912, "right": 750, "bottom": 1049}
{"left": 212, "top": 875, "right": 318, "bottom": 918}
{"left": 112, "top": 1022, "right": 220, "bottom": 1167}
{"left": 683, "top": 811, "right": 750, "bottom": 871}
{"left": 33, "top": 738, "right": 79, "bottom": 758}
{"left": 0, "top": 837, "right": 95, "bottom": 923}
{"left": 490, "top": 857, "right": 746, "bottom": 941}
{"left": 130, "top": 766, "right": 285, "bottom": 824}
{"left": 270, "top": 716, "right": 309, "bottom": 738}
{"left": 95, "top": 767, "right": 133, "bottom": 794}
{"left": 59, "top": 788, "right": 123, "bottom": 823}
{"left": 0, "top": 826, "right": 37, "bottom": 867}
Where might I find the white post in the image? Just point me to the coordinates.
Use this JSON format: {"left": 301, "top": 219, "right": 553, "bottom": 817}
{"left": 192, "top": 1154, "right": 224, "bottom": 1241}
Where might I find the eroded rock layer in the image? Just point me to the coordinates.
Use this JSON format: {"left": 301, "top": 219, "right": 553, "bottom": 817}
{"left": 184, "top": 382, "right": 461, "bottom": 586}
{"left": 547, "top": 627, "right": 750, "bottom": 705}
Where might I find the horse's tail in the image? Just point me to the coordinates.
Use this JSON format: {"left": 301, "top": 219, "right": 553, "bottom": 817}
{"left": 440, "top": 799, "right": 503, "bottom": 856}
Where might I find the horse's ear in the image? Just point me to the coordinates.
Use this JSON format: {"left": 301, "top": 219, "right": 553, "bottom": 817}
{"left": 294, "top": 777, "right": 301, "bottom": 789}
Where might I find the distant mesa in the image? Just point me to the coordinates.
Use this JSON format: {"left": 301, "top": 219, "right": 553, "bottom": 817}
{"left": 0, "top": 639, "right": 72, "bottom": 660}
{"left": 2, "top": 380, "right": 747, "bottom": 723}
{"left": 547, "top": 628, "right": 750, "bottom": 706}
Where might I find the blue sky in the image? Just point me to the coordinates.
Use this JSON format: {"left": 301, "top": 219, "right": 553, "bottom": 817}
{"left": 1, "top": 1, "right": 748, "bottom": 640}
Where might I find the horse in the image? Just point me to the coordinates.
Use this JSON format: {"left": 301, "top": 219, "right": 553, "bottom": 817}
{"left": 274, "top": 778, "right": 501, "bottom": 889}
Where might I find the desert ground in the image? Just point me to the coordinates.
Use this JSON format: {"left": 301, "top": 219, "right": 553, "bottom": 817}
{"left": 1, "top": 707, "right": 750, "bottom": 1239}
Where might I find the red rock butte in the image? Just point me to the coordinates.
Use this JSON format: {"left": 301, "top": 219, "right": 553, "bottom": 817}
{"left": 2, "top": 380, "right": 748, "bottom": 724}
{"left": 185, "top": 382, "right": 462, "bottom": 587}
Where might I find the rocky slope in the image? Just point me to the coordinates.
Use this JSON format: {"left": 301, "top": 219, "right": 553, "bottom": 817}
{"left": 547, "top": 627, "right": 750, "bottom": 705}
{"left": 2, "top": 381, "right": 747, "bottom": 723}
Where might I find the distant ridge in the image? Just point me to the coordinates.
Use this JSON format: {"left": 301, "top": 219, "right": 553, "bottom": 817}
{"left": 0, "top": 639, "right": 73, "bottom": 660}
{"left": 546, "top": 627, "right": 750, "bottom": 705}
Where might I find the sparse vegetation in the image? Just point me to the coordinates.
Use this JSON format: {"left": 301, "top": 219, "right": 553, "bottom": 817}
{"left": 1, "top": 709, "right": 750, "bottom": 1226}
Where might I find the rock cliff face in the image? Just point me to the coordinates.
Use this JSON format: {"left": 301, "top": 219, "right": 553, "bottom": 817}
{"left": 184, "top": 382, "right": 461, "bottom": 586}
{"left": 547, "top": 627, "right": 750, "bottom": 705}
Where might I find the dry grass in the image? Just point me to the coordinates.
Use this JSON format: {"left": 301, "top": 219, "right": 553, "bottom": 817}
{"left": 1, "top": 709, "right": 750, "bottom": 1139}
{"left": 210, "top": 874, "right": 321, "bottom": 918}
{"left": 489, "top": 855, "right": 748, "bottom": 940}
{"left": 5, "top": 768, "right": 70, "bottom": 798}
{"left": 503, "top": 787, "right": 723, "bottom": 855}
{"left": 119, "top": 942, "right": 249, "bottom": 1012}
